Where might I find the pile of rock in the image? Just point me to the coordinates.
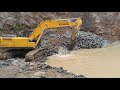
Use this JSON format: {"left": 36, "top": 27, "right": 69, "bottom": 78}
{"left": 74, "top": 31, "right": 111, "bottom": 49}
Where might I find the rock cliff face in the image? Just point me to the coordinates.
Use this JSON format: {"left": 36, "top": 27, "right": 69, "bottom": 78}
{"left": 0, "top": 12, "right": 120, "bottom": 41}
{"left": 80, "top": 12, "right": 120, "bottom": 41}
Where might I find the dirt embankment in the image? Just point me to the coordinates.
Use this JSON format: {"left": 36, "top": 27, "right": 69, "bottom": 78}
{"left": 0, "top": 12, "right": 120, "bottom": 41}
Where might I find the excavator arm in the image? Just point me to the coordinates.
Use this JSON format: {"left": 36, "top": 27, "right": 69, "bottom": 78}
{"left": 28, "top": 18, "right": 82, "bottom": 47}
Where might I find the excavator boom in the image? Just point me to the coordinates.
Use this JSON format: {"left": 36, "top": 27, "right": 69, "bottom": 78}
{"left": 0, "top": 18, "right": 82, "bottom": 48}
{"left": 28, "top": 18, "right": 82, "bottom": 47}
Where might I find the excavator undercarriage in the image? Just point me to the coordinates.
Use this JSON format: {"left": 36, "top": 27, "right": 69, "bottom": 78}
{"left": 0, "top": 48, "right": 33, "bottom": 60}
{"left": 0, "top": 18, "right": 82, "bottom": 62}
{"left": 0, "top": 47, "right": 57, "bottom": 62}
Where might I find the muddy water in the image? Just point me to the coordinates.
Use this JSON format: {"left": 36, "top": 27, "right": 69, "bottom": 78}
{"left": 47, "top": 42, "right": 120, "bottom": 78}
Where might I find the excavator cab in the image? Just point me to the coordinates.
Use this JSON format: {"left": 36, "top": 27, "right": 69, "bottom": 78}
{"left": 19, "top": 30, "right": 33, "bottom": 37}
{"left": 19, "top": 30, "right": 42, "bottom": 47}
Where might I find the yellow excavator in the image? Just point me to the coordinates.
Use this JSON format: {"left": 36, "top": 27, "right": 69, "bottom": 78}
{"left": 0, "top": 17, "right": 82, "bottom": 62}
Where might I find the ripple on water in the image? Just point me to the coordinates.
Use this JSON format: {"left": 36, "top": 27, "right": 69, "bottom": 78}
{"left": 47, "top": 41, "right": 120, "bottom": 78}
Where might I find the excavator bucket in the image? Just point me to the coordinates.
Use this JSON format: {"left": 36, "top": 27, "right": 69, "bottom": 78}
{"left": 67, "top": 18, "right": 82, "bottom": 51}
{"left": 75, "top": 17, "right": 82, "bottom": 30}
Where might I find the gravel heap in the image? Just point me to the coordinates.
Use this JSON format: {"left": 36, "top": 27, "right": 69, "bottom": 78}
{"left": 73, "top": 31, "right": 111, "bottom": 49}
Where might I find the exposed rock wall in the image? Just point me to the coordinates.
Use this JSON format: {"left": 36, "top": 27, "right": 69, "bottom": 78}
{"left": 0, "top": 12, "right": 120, "bottom": 41}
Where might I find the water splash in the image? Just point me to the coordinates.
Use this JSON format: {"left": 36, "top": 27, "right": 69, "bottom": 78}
{"left": 58, "top": 46, "right": 70, "bottom": 55}
{"left": 47, "top": 43, "right": 120, "bottom": 78}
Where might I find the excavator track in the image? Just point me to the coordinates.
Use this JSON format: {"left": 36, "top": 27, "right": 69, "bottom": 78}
{"left": 25, "top": 48, "right": 47, "bottom": 62}
{"left": 0, "top": 49, "right": 32, "bottom": 60}
{"left": 0, "top": 49, "right": 13, "bottom": 60}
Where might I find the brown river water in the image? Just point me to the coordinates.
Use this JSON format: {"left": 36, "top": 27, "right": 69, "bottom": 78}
{"left": 47, "top": 41, "right": 120, "bottom": 78}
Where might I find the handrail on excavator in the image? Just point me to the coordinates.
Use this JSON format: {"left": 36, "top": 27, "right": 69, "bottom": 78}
{"left": 55, "top": 18, "right": 78, "bottom": 20}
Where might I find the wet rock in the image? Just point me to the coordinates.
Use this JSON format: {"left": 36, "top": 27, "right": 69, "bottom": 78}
{"left": 34, "top": 71, "right": 46, "bottom": 77}
{"left": 11, "top": 59, "right": 19, "bottom": 66}
{"left": 56, "top": 67, "right": 66, "bottom": 73}
{"left": 0, "top": 57, "right": 86, "bottom": 78}
{"left": 37, "top": 63, "right": 52, "bottom": 70}
{"left": 45, "top": 46, "right": 59, "bottom": 56}
{"left": 74, "top": 31, "right": 111, "bottom": 49}
{"left": 0, "top": 59, "right": 12, "bottom": 66}
{"left": 29, "top": 62, "right": 36, "bottom": 66}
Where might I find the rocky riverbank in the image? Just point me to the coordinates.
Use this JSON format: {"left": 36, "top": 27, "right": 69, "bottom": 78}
{"left": 0, "top": 12, "right": 116, "bottom": 78}
{"left": 0, "top": 31, "right": 111, "bottom": 78}
{"left": 0, "top": 58, "right": 85, "bottom": 78}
